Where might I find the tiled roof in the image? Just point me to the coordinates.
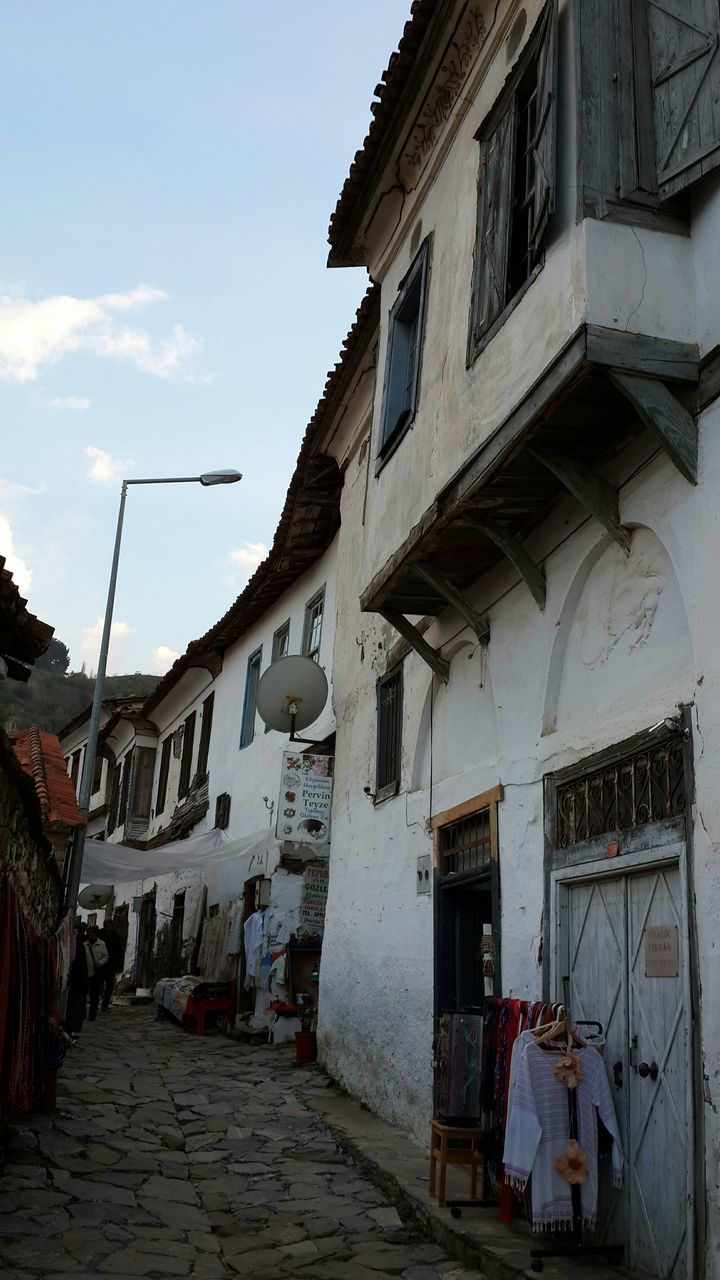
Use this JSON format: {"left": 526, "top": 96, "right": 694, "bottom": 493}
{"left": 0, "top": 556, "right": 54, "bottom": 680}
{"left": 143, "top": 283, "right": 380, "bottom": 717}
{"left": 327, "top": 0, "right": 440, "bottom": 266}
{"left": 58, "top": 694, "right": 152, "bottom": 743}
{"left": 9, "top": 726, "right": 84, "bottom": 831}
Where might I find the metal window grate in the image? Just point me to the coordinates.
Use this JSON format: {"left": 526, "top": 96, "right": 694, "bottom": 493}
{"left": 376, "top": 670, "right": 402, "bottom": 795}
{"left": 556, "top": 740, "right": 686, "bottom": 849}
{"left": 440, "top": 808, "right": 492, "bottom": 877}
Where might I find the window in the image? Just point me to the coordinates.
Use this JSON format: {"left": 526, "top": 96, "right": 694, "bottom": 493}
{"left": 240, "top": 647, "right": 262, "bottom": 748}
{"left": 117, "top": 756, "right": 132, "bottom": 828}
{"left": 376, "top": 668, "right": 403, "bottom": 802}
{"left": 178, "top": 711, "right": 196, "bottom": 799}
{"left": 469, "top": 0, "right": 557, "bottom": 357}
{"left": 91, "top": 753, "right": 104, "bottom": 797}
{"left": 107, "top": 764, "right": 121, "bottom": 835}
{"left": 156, "top": 736, "right": 172, "bottom": 816}
{"left": 214, "top": 791, "right": 231, "bottom": 830}
{"left": 272, "top": 620, "right": 291, "bottom": 662}
{"left": 70, "top": 749, "right": 82, "bottom": 790}
{"left": 378, "top": 240, "right": 429, "bottom": 461}
{"left": 302, "top": 590, "right": 325, "bottom": 663}
{"left": 196, "top": 692, "right": 215, "bottom": 779}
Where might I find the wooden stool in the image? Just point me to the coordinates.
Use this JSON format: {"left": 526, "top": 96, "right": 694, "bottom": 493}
{"left": 429, "top": 1120, "right": 483, "bottom": 1208}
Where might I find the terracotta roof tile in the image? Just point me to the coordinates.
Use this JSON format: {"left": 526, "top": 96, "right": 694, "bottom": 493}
{"left": 9, "top": 726, "right": 84, "bottom": 831}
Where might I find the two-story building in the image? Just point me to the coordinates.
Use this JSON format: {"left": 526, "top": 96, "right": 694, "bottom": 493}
{"left": 317, "top": 4, "right": 720, "bottom": 1277}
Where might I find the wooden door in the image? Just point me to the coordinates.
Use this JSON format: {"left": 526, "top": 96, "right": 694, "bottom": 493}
{"left": 559, "top": 857, "right": 692, "bottom": 1278}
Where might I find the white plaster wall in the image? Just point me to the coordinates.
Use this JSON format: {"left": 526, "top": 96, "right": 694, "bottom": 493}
{"left": 321, "top": 398, "right": 720, "bottom": 1278}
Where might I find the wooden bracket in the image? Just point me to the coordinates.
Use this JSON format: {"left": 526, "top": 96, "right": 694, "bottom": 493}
{"left": 379, "top": 607, "right": 450, "bottom": 683}
{"left": 528, "top": 447, "right": 631, "bottom": 552}
{"left": 413, "top": 562, "right": 491, "bottom": 644}
{"left": 608, "top": 369, "right": 698, "bottom": 485}
{"left": 464, "top": 512, "right": 546, "bottom": 610}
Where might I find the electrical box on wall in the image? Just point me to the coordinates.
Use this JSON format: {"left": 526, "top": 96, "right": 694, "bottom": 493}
{"left": 416, "top": 855, "right": 431, "bottom": 894}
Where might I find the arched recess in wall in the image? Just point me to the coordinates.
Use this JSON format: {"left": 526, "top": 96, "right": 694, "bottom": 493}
{"left": 410, "top": 639, "right": 499, "bottom": 791}
{"left": 542, "top": 525, "right": 694, "bottom": 738}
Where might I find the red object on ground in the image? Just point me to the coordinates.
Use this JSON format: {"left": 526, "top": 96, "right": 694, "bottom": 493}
{"left": 295, "top": 1031, "right": 317, "bottom": 1065}
{"left": 183, "top": 982, "right": 236, "bottom": 1037}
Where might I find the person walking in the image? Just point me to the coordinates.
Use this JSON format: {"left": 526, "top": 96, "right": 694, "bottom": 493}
{"left": 65, "top": 923, "right": 90, "bottom": 1040}
{"left": 86, "top": 925, "right": 109, "bottom": 1022}
{"left": 98, "top": 918, "right": 125, "bottom": 1011}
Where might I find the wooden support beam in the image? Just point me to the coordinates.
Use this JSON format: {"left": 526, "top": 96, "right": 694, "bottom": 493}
{"left": 379, "top": 608, "right": 450, "bottom": 683}
{"left": 608, "top": 369, "right": 698, "bottom": 485}
{"left": 528, "top": 447, "right": 631, "bottom": 552}
{"left": 464, "top": 512, "right": 546, "bottom": 610}
{"left": 414, "top": 562, "right": 491, "bottom": 644}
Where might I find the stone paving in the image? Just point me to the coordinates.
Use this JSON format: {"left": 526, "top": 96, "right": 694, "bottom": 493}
{"left": 0, "top": 1005, "right": 485, "bottom": 1280}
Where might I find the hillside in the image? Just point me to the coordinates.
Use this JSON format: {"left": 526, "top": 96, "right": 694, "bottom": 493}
{"left": 0, "top": 639, "right": 159, "bottom": 735}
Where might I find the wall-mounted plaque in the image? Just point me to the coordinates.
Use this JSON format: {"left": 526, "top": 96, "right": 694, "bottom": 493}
{"left": 645, "top": 924, "right": 679, "bottom": 978}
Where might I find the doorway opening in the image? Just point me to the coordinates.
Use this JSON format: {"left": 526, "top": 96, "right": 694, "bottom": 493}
{"left": 135, "top": 888, "right": 157, "bottom": 990}
{"left": 169, "top": 891, "right": 185, "bottom": 976}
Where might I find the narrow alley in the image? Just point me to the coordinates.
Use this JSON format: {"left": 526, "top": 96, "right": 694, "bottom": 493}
{"left": 0, "top": 1008, "right": 483, "bottom": 1280}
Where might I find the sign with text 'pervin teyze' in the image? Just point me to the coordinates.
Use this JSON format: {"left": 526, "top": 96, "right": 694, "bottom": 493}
{"left": 276, "top": 752, "right": 333, "bottom": 846}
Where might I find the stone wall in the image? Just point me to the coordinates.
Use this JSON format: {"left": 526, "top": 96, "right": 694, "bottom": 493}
{"left": 0, "top": 729, "right": 61, "bottom": 936}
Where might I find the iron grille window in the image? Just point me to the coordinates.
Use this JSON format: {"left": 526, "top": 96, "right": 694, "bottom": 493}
{"left": 156, "top": 736, "right": 172, "bottom": 816}
{"left": 302, "top": 590, "right": 324, "bottom": 664}
{"left": 440, "top": 808, "right": 492, "bottom": 878}
{"left": 556, "top": 740, "right": 686, "bottom": 849}
{"left": 196, "top": 692, "right": 214, "bottom": 779}
{"left": 240, "top": 647, "right": 262, "bottom": 748}
{"left": 376, "top": 669, "right": 403, "bottom": 801}
{"left": 378, "top": 239, "right": 429, "bottom": 461}
{"left": 178, "top": 710, "right": 196, "bottom": 799}
{"left": 272, "top": 620, "right": 290, "bottom": 662}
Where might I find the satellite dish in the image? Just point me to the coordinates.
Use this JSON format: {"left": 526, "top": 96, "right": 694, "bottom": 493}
{"left": 256, "top": 655, "right": 328, "bottom": 734}
{"left": 78, "top": 884, "right": 114, "bottom": 910}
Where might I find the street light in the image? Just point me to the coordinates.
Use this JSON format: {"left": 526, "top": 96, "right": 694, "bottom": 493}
{"left": 63, "top": 469, "right": 242, "bottom": 917}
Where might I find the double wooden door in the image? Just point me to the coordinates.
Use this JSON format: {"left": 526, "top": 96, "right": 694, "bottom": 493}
{"left": 557, "top": 845, "right": 693, "bottom": 1279}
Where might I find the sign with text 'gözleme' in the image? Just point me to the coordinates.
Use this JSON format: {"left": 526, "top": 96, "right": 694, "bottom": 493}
{"left": 276, "top": 752, "right": 333, "bottom": 846}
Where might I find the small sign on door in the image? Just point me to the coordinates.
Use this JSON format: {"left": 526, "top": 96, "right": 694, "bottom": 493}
{"left": 644, "top": 924, "right": 679, "bottom": 978}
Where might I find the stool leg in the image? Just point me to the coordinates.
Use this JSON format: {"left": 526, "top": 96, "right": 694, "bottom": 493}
{"left": 438, "top": 1134, "right": 448, "bottom": 1208}
{"left": 429, "top": 1143, "right": 436, "bottom": 1198}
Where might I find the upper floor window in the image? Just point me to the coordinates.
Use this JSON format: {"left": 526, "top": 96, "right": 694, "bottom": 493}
{"left": 91, "top": 753, "right": 104, "bottom": 797}
{"left": 196, "top": 692, "right": 215, "bottom": 780}
{"left": 469, "top": 0, "right": 557, "bottom": 359}
{"left": 376, "top": 668, "right": 403, "bottom": 803}
{"left": 117, "top": 755, "right": 132, "bottom": 828}
{"left": 240, "top": 647, "right": 262, "bottom": 749}
{"left": 302, "top": 589, "right": 325, "bottom": 663}
{"left": 178, "top": 710, "right": 196, "bottom": 800}
{"left": 70, "top": 748, "right": 82, "bottom": 790}
{"left": 377, "top": 240, "right": 429, "bottom": 465}
{"left": 156, "top": 735, "right": 172, "bottom": 816}
{"left": 272, "top": 620, "right": 291, "bottom": 662}
{"left": 107, "top": 763, "right": 121, "bottom": 835}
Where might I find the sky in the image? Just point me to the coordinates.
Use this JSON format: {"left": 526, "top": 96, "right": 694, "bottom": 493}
{"left": 0, "top": 2, "right": 407, "bottom": 676}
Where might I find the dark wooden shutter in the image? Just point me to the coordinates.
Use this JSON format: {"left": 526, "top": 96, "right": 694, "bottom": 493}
{"left": 472, "top": 105, "right": 515, "bottom": 346}
{"left": 531, "top": 0, "right": 559, "bottom": 249}
{"left": 178, "top": 711, "right": 196, "bottom": 799}
{"left": 197, "top": 692, "right": 215, "bottom": 779}
{"left": 107, "top": 764, "right": 121, "bottom": 835}
{"left": 214, "top": 791, "right": 231, "bottom": 830}
{"left": 118, "top": 756, "right": 132, "bottom": 827}
{"left": 127, "top": 747, "right": 157, "bottom": 828}
{"left": 634, "top": 0, "right": 720, "bottom": 199}
{"left": 156, "top": 736, "right": 172, "bottom": 816}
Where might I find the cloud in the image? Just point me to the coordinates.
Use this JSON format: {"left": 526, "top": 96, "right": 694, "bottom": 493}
{"left": 79, "top": 616, "right": 136, "bottom": 670}
{"left": 0, "top": 513, "right": 33, "bottom": 595}
{"left": 230, "top": 541, "right": 268, "bottom": 573}
{"left": 151, "top": 644, "right": 181, "bottom": 673}
{"left": 0, "top": 283, "right": 201, "bottom": 383}
{"left": 85, "top": 445, "right": 134, "bottom": 485}
{"left": 46, "top": 394, "right": 91, "bottom": 411}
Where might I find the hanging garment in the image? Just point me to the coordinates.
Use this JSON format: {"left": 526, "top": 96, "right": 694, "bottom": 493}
{"left": 503, "top": 1041, "right": 623, "bottom": 1231}
{"left": 227, "top": 901, "right": 244, "bottom": 956}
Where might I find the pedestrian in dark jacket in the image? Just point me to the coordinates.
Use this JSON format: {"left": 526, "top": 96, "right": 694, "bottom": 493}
{"left": 65, "top": 923, "right": 90, "bottom": 1038}
{"left": 98, "top": 919, "right": 125, "bottom": 1011}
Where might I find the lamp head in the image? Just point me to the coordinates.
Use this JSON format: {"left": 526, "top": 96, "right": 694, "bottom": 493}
{"left": 199, "top": 469, "right": 243, "bottom": 487}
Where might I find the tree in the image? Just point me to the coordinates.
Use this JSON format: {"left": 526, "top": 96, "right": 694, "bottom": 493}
{"left": 35, "top": 638, "right": 70, "bottom": 674}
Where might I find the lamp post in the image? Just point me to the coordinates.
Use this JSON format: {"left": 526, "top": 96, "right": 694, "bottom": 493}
{"left": 63, "top": 469, "right": 242, "bottom": 917}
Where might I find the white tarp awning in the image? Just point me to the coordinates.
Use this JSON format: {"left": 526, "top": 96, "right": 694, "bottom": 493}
{"left": 80, "top": 828, "right": 277, "bottom": 884}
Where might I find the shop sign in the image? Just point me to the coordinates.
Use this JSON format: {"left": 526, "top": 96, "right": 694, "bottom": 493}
{"left": 276, "top": 751, "right": 333, "bottom": 846}
{"left": 644, "top": 924, "right": 679, "bottom": 977}
{"left": 300, "top": 864, "right": 330, "bottom": 934}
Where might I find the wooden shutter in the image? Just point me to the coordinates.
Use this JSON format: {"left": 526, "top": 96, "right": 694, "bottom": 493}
{"left": 107, "top": 765, "right": 121, "bottom": 834}
{"left": 197, "top": 692, "right": 215, "bottom": 779}
{"left": 532, "top": 0, "right": 559, "bottom": 249}
{"left": 127, "top": 747, "right": 157, "bottom": 827}
{"left": 472, "top": 105, "right": 516, "bottom": 346}
{"left": 214, "top": 791, "right": 231, "bottom": 830}
{"left": 118, "top": 756, "right": 132, "bottom": 827}
{"left": 178, "top": 711, "right": 196, "bottom": 799}
{"left": 156, "top": 736, "right": 171, "bottom": 816}
{"left": 634, "top": 0, "right": 720, "bottom": 199}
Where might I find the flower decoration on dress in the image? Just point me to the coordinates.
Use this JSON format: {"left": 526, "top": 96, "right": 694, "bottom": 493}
{"left": 555, "top": 1139, "right": 590, "bottom": 1184}
{"left": 553, "top": 1050, "right": 583, "bottom": 1089}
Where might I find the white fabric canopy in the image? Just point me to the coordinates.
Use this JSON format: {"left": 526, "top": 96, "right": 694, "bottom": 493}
{"left": 80, "top": 827, "right": 276, "bottom": 884}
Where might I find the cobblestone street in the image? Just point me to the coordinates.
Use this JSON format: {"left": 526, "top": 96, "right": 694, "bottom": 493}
{"left": 0, "top": 1006, "right": 483, "bottom": 1280}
